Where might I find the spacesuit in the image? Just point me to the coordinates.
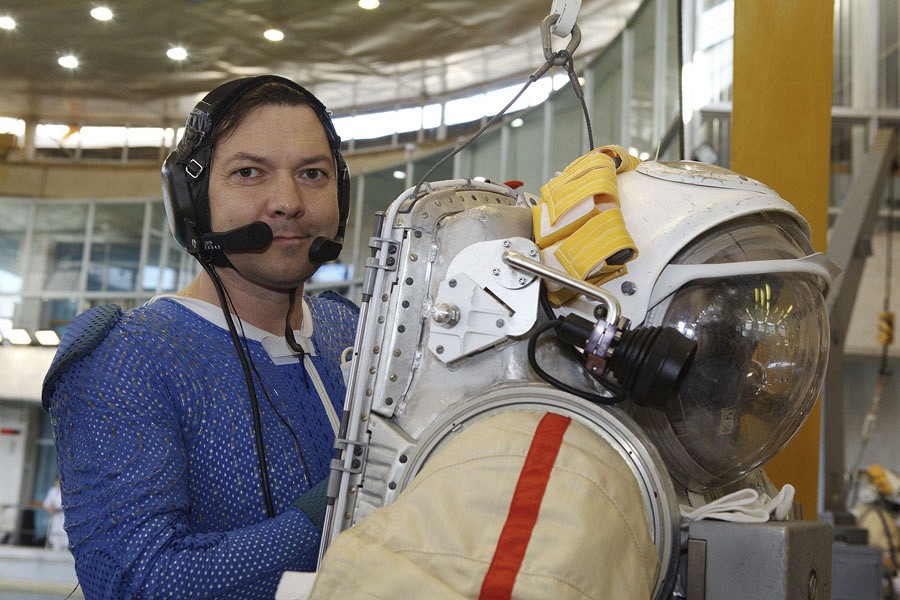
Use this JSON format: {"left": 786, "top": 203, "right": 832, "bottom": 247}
{"left": 293, "top": 147, "right": 837, "bottom": 599}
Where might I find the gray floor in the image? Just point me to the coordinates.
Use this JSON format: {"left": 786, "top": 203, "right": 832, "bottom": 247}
{"left": 0, "top": 585, "right": 82, "bottom": 600}
{"left": 0, "top": 592, "right": 82, "bottom": 600}
{"left": 0, "top": 545, "right": 81, "bottom": 599}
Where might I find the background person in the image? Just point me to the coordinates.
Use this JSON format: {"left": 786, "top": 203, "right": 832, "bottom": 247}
{"left": 42, "top": 478, "right": 68, "bottom": 551}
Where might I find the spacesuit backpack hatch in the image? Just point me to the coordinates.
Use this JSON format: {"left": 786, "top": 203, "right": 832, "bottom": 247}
{"left": 308, "top": 146, "right": 837, "bottom": 599}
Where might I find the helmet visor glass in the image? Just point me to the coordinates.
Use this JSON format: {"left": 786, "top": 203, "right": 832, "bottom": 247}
{"left": 634, "top": 215, "right": 830, "bottom": 491}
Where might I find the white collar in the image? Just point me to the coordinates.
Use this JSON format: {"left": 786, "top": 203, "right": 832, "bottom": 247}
{"left": 148, "top": 294, "right": 316, "bottom": 364}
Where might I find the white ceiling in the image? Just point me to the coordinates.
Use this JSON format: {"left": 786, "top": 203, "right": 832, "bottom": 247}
{"left": 0, "top": 0, "right": 638, "bottom": 126}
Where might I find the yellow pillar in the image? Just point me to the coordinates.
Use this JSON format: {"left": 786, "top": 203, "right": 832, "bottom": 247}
{"left": 731, "top": 1, "right": 833, "bottom": 519}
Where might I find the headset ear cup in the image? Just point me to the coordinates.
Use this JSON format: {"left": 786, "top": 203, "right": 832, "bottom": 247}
{"left": 162, "top": 143, "right": 214, "bottom": 257}
{"left": 161, "top": 151, "right": 197, "bottom": 252}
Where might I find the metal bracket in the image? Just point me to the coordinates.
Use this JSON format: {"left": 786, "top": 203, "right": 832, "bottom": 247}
{"left": 330, "top": 437, "right": 368, "bottom": 475}
{"left": 428, "top": 238, "right": 540, "bottom": 363}
{"left": 365, "top": 237, "right": 401, "bottom": 273}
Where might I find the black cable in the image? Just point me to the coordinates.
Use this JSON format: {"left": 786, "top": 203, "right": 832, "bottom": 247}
{"left": 538, "top": 286, "right": 557, "bottom": 320}
{"left": 413, "top": 40, "right": 597, "bottom": 200}
{"left": 527, "top": 319, "right": 624, "bottom": 405}
{"left": 285, "top": 287, "right": 307, "bottom": 356}
{"left": 413, "top": 60, "right": 550, "bottom": 199}
{"left": 201, "top": 261, "right": 275, "bottom": 518}
{"left": 536, "top": 287, "right": 625, "bottom": 397}
{"left": 221, "top": 284, "right": 315, "bottom": 490}
{"left": 560, "top": 52, "right": 595, "bottom": 151}
{"left": 579, "top": 92, "right": 595, "bottom": 151}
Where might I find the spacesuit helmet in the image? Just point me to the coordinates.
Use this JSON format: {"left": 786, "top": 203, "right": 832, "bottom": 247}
{"left": 571, "top": 161, "right": 836, "bottom": 492}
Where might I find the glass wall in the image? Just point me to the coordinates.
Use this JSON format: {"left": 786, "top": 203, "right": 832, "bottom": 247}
{"left": 505, "top": 113, "right": 546, "bottom": 190}
{"left": 880, "top": 0, "right": 900, "bottom": 109}
{"left": 0, "top": 197, "right": 194, "bottom": 338}
{"left": 690, "top": 0, "right": 900, "bottom": 214}
{"left": 0, "top": 202, "right": 29, "bottom": 332}
{"left": 630, "top": 1, "right": 657, "bottom": 155}
{"left": 833, "top": 0, "right": 854, "bottom": 107}
{"left": 830, "top": 120, "right": 871, "bottom": 214}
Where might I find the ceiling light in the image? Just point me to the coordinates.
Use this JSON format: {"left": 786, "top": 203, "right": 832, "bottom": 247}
{"left": 58, "top": 55, "right": 79, "bottom": 69}
{"left": 0, "top": 16, "right": 15, "bottom": 30}
{"left": 90, "top": 6, "right": 113, "bottom": 21}
{"left": 510, "top": 118, "right": 524, "bottom": 128}
{"left": 7, "top": 329, "right": 31, "bottom": 345}
{"left": 392, "top": 170, "right": 406, "bottom": 180}
{"left": 167, "top": 46, "right": 188, "bottom": 61}
{"left": 34, "top": 330, "right": 61, "bottom": 346}
{"left": 358, "top": 0, "right": 380, "bottom": 9}
{"left": 264, "top": 28, "right": 284, "bottom": 42}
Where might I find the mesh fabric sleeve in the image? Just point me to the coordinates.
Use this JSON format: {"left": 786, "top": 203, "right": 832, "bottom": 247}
{"left": 46, "top": 302, "right": 351, "bottom": 599}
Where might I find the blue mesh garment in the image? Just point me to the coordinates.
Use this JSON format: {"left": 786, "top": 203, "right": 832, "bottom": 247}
{"left": 45, "top": 292, "right": 358, "bottom": 599}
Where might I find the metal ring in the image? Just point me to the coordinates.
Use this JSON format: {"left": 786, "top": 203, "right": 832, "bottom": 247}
{"left": 540, "top": 14, "right": 582, "bottom": 63}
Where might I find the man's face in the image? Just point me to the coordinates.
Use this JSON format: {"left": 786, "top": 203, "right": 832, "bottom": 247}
{"left": 208, "top": 103, "right": 340, "bottom": 291}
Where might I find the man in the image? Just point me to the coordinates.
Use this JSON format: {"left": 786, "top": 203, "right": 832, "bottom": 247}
{"left": 42, "top": 76, "right": 358, "bottom": 598}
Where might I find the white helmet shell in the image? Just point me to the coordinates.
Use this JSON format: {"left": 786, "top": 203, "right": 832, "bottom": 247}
{"left": 565, "top": 161, "right": 817, "bottom": 326}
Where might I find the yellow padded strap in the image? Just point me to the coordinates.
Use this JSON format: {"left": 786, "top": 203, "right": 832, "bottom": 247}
{"left": 531, "top": 203, "right": 598, "bottom": 249}
{"left": 599, "top": 145, "right": 642, "bottom": 173}
{"left": 538, "top": 151, "right": 619, "bottom": 227}
{"left": 531, "top": 146, "right": 642, "bottom": 307}
{"left": 552, "top": 208, "right": 638, "bottom": 280}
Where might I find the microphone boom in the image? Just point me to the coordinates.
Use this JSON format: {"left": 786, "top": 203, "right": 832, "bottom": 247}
{"left": 200, "top": 221, "right": 273, "bottom": 254}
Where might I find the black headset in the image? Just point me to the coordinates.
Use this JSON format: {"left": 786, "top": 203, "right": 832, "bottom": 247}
{"left": 161, "top": 75, "right": 351, "bottom": 267}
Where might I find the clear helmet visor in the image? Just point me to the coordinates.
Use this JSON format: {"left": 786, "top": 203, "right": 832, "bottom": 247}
{"left": 632, "top": 214, "right": 831, "bottom": 491}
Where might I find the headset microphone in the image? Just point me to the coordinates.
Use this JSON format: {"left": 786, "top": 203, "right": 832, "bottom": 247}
{"left": 196, "top": 221, "right": 273, "bottom": 263}
{"left": 308, "top": 235, "right": 343, "bottom": 264}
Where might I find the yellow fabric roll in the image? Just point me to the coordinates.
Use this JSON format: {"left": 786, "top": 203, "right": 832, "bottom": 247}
{"left": 539, "top": 151, "right": 620, "bottom": 228}
{"left": 553, "top": 208, "right": 637, "bottom": 281}
{"left": 532, "top": 146, "right": 642, "bottom": 303}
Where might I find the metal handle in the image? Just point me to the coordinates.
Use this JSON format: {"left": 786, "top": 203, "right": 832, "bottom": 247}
{"left": 501, "top": 250, "right": 620, "bottom": 325}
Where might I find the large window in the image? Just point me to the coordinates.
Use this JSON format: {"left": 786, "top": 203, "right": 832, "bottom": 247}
{"left": 0, "top": 198, "right": 196, "bottom": 338}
